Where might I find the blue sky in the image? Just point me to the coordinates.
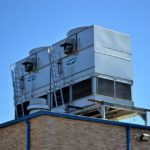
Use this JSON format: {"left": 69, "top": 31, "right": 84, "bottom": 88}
{"left": 0, "top": 0, "right": 150, "bottom": 124}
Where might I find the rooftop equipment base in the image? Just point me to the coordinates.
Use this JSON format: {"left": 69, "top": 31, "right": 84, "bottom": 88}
{"left": 71, "top": 99, "right": 150, "bottom": 126}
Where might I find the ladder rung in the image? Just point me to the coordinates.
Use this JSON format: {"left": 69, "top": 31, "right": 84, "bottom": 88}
{"left": 49, "top": 46, "right": 64, "bottom": 106}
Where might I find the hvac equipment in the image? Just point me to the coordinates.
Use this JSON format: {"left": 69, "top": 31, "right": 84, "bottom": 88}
{"left": 11, "top": 25, "right": 149, "bottom": 124}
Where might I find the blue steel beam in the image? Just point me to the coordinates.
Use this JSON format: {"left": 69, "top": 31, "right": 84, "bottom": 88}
{"left": 25, "top": 120, "right": 30, "bottom": 150}
{"left": 126, "top": 126, "right": 131, "bottom": 150}
{"left": 0, "top": 111, "right": 150, "bottom": 130}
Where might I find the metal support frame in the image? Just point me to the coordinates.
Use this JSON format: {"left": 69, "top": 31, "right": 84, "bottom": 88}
{"left": 47, "top": 93, "right": 51, "bottom": 110}
{"left": 139, "top": 112, "right": 148, "bottom": 126}
{"left": 92, "top": 76, "right": 97, "bottom": 96}
{"left": 69, "top": 84, "right": 73, "bottom": 102}
{"left": 100, "top": 105, "right": 106, "bottom": 119}
{"left": 88, "top": 99, "right": 150, "bottom": 124}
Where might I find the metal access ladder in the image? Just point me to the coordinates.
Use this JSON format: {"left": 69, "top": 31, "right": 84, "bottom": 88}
{"left": 10, "top": 65, "right": 24, "bottom": 118}
{"left": 48, "top": 46, "right": 65, "bottom": 108}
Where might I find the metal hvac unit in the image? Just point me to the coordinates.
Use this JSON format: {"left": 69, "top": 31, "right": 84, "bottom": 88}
{"left": 11, "top": 25, "right": 149, "bottom": 125}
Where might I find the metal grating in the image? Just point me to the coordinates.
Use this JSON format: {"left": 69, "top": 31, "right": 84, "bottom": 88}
{"left": 98, "top": 78, "right": 114, "bottom": 97}
{"left": 116, "top": 82, "right": 131, "bottom": 100}
{"left": 72, "top": 78, "right": 92, "bottom": 100}
{"left": 98, "top": 78, "right": 132, "bottom": 100}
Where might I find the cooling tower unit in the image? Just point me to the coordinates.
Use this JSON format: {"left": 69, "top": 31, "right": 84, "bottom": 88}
{"left": 11, "top": 25, "right": 149, "bottom": 124}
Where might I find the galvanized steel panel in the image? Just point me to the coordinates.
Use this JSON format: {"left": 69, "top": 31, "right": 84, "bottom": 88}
{"left": 94, "top": 25, "right": 131, "bottom": 54}
{"left": 62, "top": 46, "right": 94, "bottom": 78}
{"left": 95, "top": 52, "right": 133, "bottom": 80}
{"left": 36, "top": 49, "right": 49, "bottom": 68}
{"left": 95, "top": 45, "right": 132, "bottom": 61}
{"left": 77, "top": 27, "right": 94, "bottom": 50}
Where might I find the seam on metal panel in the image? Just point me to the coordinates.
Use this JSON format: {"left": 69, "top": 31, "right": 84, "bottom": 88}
{"left": 95, "top": 51, "right": 131, "bottom": 61}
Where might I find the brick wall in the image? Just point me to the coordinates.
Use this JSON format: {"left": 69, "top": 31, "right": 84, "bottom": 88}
{"left": 0, "top": 122, "right": 26, "bottom": 150}
{"left": 0, "top": 114, "right": 150, "bottom": 150}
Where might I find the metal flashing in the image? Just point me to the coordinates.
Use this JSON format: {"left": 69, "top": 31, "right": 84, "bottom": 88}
{"left": 0, "top": 111, "right": 150, "bottom": 130}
